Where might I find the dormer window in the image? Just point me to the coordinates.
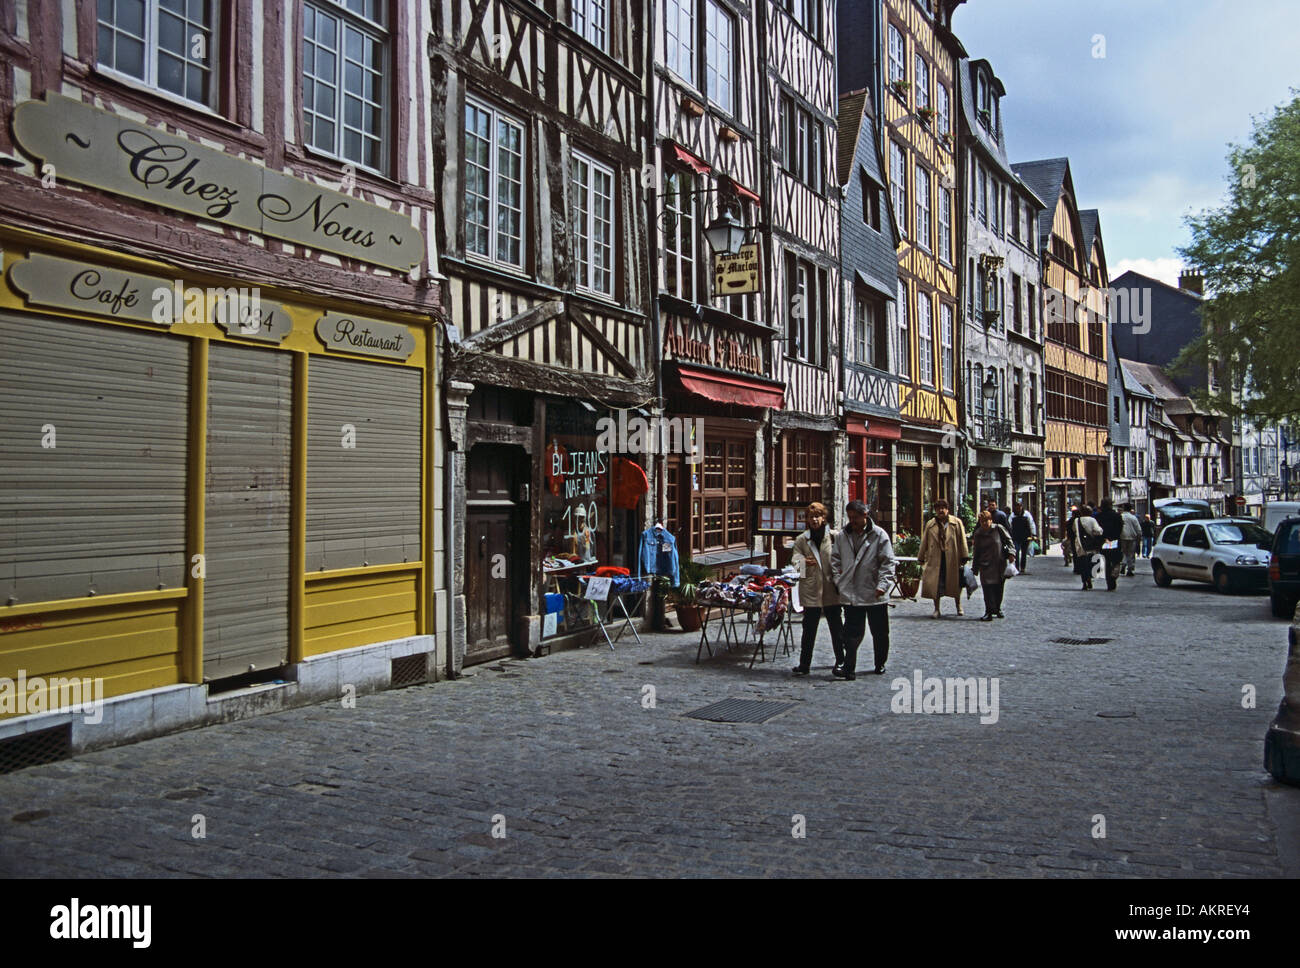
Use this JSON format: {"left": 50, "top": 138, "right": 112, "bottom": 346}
{"left": 977, "top": 72, "right": 993, "bottom": 131}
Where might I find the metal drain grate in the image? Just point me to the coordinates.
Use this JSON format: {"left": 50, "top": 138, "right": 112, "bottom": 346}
{"left": 0, "top": 724, "right": 72, "bottom": 775}
{"left": 1052, "top": 637, "right": 1113, "bottom": 646}
{"left": 684, "top": 698, "right": 799, "bottom": 724}
{"left": 390, "top": 653, "right": 429, "bottom": 688}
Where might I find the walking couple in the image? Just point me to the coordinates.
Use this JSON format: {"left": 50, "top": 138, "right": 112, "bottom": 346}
{"left": 919, "top": 500, "right": 1016, "bottom": 620}
{"left": 790, "top": 500, "right": 896, "bottom": 681}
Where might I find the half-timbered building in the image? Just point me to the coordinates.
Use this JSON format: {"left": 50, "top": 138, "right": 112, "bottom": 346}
{"left": 837, "top": 86, "right": 901, "bottom": 532}
{"left": 1013, "top": 158, "right": 1111, "bottom": 539}
{"left": 762, "top": 0, "right": 842, "bottom": 529}
{"left": 842, "top": 0, "right": 964, "bottom": 534}
{"left": 956, "top": 57, "right": 1045, "bottom": 524}
{"left": 431, "top": 0, "right": 654, "bottom": 663}
{"left": 655, "top": 0, "right": 780, "bottom": 568}
{"left": 0, "top": 1, "right": 446, "bottom": 748}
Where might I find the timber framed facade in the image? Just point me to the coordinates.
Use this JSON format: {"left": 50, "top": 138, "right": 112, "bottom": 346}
{"left": 0, "top": 1, "right": 446, "bottom": 746}
{"left": 1014, "top": 157, "right": 1111, "bottom": 539}
{"left": 874, "top": 0, "right": 964, "bottom": 533}
{"left": 431, "top": 0, "right": 655, "bottom": 663}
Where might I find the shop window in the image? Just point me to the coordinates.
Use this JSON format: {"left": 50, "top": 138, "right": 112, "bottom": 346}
{"left": 98, "top": 0, "right": 221, "bottom": 109}
{"left": 782, "top": 432, "right": 823, "bottom": 506}
{"left": 465, "top": 97, "right": 526, "bottom": 268}
{"left": 303, "top": 0, "right": 388, "bottom": 172}
{"left": 690, "top": 432, "right": 750, "bottom": 552}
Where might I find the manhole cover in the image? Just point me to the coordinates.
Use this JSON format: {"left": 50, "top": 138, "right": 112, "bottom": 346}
{"left": 1052, "top": 637, "right": 1113, "bottom": 645}
{"left": 683, "top": 698, "right": 798, "bottom": 724}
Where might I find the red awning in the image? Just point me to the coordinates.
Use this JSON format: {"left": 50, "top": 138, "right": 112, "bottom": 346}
{"left": 846, "top": 416, "right": 902, "bottom": 439}
{"left": 675, "top": 364, "right": 784, "bottom": 410}
{"left": 731, "top": 180, "right": 761, "bottom": 205}
{"left": 672, "top": 144, "right": 712, "bottom": 176}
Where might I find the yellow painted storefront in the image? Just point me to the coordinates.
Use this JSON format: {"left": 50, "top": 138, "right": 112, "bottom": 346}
{"left": 0, "top": 228, "right": 440, "bottom": 717}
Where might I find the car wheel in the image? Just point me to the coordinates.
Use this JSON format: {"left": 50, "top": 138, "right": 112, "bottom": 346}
{"left": 1214, "top": 565, "right": 1233, "bottom": 595}
{"left": 1152, "top": 561, "right": 1172, "bottom": 587}
{"left": 1274, "top": 594, "right": 1298, "bottom": 619}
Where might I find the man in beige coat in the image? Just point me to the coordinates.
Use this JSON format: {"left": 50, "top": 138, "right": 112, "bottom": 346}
{"left": 919, "top": 499, "right": 969, "bottom": 617}
{"left": 789, "top": 502, "right": 842, "bottom": 677}
{"left": 830, "top": 500, "right": 896, "bottom": 679}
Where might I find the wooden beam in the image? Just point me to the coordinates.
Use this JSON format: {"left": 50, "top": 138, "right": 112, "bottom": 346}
{"left": 569, "top": 307, "right": 638, "bottom": 378}
{"left": 450, "top": 351, "right": 652, "bottom": 406}
{"left": 460, "top": 299, "right": 565, "bottom": 351}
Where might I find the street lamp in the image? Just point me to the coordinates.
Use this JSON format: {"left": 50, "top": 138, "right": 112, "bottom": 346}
{"left": 982, "top": 372, "right": 998, "bottom": 401}
{"left": 703, "top": 210, "right": 749, "bottom": 256}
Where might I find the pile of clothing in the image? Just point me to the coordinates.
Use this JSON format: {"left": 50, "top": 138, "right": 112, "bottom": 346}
{"left": 696, "top": 573, "right": 797, "bottom": 632}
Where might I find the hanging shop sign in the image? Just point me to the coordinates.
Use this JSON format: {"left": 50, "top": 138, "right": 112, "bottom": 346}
{"left": 13, "top": 94, "right": 425, "bottom": 271}
{"left": 712, "top": 243, "right": 760, "bottom": 295}
{"left": 315, "top": 312, "right": 415, "bottom": 361}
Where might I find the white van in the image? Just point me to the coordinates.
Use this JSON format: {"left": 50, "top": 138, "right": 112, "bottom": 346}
{"left": 1264, "top": 502, "right": 1300, "bottom": 533}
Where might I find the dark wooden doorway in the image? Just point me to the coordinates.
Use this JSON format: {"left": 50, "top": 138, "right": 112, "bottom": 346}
{"left": 465, "top": 444, "right": 525, "bottom": 664}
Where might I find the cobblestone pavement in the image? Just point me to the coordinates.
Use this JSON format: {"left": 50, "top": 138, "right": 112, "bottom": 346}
{"left": 2, "top": 549, "right": 1297, "bottom": 878}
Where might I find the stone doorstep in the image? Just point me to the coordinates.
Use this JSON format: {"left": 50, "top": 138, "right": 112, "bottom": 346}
{"left": 0, "top": 634, "right": 436, "bottom": 754}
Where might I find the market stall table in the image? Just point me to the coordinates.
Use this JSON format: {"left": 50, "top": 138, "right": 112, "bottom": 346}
{"left": 577, "top": 574, "right": 651, "bottom": 651}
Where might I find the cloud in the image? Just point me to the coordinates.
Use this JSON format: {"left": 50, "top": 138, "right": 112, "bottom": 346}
{"left": 1111, "top": 257, "right": 1184, "bottom": 288}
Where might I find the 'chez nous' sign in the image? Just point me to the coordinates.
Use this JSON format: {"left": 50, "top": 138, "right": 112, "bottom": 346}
{"left": 13, "top": 94, "right": 424, "bottom": 272}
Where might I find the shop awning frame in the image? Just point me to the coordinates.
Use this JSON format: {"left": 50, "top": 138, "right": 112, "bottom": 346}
{"left": 672, "top": 362, "right": 784, "bottom": 410}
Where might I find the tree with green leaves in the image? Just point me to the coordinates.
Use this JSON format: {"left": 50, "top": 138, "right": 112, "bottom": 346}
{"left": 1176, "top": 91, "right": 1300, "bottom": 423}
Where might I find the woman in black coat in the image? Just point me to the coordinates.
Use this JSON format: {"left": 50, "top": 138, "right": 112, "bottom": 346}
{"left": 972, "top": 510, "right": 1013, "bottom": 620}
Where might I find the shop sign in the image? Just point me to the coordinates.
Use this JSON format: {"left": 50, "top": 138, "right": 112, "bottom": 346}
{"left": 13, "top": 94, "right": 424, "bottom": 271}
{"left": 210, "top": 290, "right": 292, "bottom": 345}
{"left": 10, "top": 252, "right": 175, "bottom": 327}
{"left": 315, "top": 312, "right": 415, "bottom": 360}
{"left": 662, "top": 321, "right": 762, "bottom": 376}
{"left": 712, "top": 243, "right": 760, "bottom": 295}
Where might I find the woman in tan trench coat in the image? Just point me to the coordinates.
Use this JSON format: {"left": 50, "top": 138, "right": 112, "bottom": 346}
{"left": 919, "top": 499, "right": 969, "bottom": 617}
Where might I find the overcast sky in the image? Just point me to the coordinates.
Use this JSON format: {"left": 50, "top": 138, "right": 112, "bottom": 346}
{"left": 951, "top": 0, "right": 1300, "bottom": 286}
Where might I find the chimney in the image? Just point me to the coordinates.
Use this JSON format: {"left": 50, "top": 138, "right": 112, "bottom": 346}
{"left": 1179, "top": 270, "right": 1204, "bottom": 295}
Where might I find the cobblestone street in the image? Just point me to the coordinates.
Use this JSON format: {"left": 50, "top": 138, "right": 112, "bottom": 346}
{"left": 2, "top": 549, "right": 1296, "bottom": 878}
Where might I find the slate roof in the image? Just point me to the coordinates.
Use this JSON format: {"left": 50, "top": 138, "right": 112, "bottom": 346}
{"left": 1011, "top": 157, "right": 1069, "bottom": 250}
{"left": 1120, "top": 358, "right": 1187, "bottom": 403}
{"left": 1079, "top": 210, "right": 1099, "bottom": 257}
{"left": 1118, "top": 359, "right": 1156, "bottom": 400}
{"left": 837, "top": 89, "right": 868, "bottom": 187}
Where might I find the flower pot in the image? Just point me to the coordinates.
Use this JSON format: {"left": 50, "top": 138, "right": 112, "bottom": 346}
{"left": 897, "top": 577, "right": 920, "bottom": 599}
{"left": 675, "top": 603, "right": 703, "bottom": 632}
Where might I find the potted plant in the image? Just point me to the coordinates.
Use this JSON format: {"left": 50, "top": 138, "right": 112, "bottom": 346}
{"left": 891, "top": 79, "right": 911, "bottom": 98}
{"left": 671, "top": 558, "right": 713, "bottom": 632}
{"left": 894, "top": 531, "right": 922, "bottom": 599}
{"left": 917, "top": 106, "right": 936, "bottom": 126}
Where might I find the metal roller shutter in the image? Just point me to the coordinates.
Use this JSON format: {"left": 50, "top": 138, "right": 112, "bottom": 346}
{"left": 306, "top": 357, "right": 422, "bottom": 571}
{"left": 0, "top": 313, "right": 188, "bottom": 605}
{"left": 204, "top": 343, "right": 292, "bottom": 679}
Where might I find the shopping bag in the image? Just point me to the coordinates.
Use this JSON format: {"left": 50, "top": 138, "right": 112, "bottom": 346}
{"left": 961, "top": 564, "right": 979, "bottom": 594}
{"left": 1003, "top": 559, "right": 1019, "bottom": 579}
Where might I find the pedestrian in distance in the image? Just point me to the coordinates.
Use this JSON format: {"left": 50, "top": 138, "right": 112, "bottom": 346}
{"left": 1009, "top": 501, "right": 1037, "bottom": 574}
{"left": 789, "top": 502, "right": 843, "bottom": 677}
{"left": 986, "top": 499, "right": 1009, "bottom": 528}
{"left": 919, "top": 498, "right": 970, "bottom": 618}
{"left": 829, "top": 500, "right": 896, "bottom": 680}
{"left": 1094, "top": 498, "right": 1125, "bottom": 591}
{"left": 972, "top": 510, "right": 1015, "bottom": 620}
{"left": 1068, "top": 504, "right": 1104, "bottom": 590}
{"left": 1063, "top": 505, "right": 1080, "bottom": 568}
{"left": 1141, "top": 514, "right": 1156, "bottom": 558}
{"left": 1120, "top": 503, "right": 1142, "bottom": 576}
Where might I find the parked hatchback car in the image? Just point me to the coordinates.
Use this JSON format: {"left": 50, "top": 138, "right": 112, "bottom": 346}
{"left": 1270, "top": 517, "right": 1300, "bottom": 618}
{"left": 1151, "top": 517, "right": 1274, "bottom": 593}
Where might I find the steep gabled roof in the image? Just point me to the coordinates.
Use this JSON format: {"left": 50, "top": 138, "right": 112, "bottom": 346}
{"left": 1079, "top": 210, "right": 1099, "bottom": 255}
{"left": 1011, "top": 157, "right": 1069, "bottom": 250}
{"left": 1119, "top": 359, "right": 1156, "bottom": 400}
{"left": 1120, "top": 358, "right": 1187, "bottom": 402}
{"left": 837, "top": 90, "right": 868, "bottom": 187}
{"left": 959, "top": 58, "right": 1016, "bottom": 181}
